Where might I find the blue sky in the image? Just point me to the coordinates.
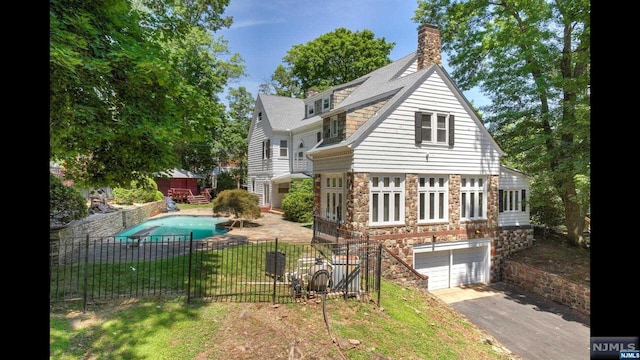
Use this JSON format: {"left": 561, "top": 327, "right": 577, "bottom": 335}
{"left": 218, "top": 0, "right": 488, "bottom": 107}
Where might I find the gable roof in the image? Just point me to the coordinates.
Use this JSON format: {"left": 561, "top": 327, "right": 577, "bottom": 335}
{"left": 307, "top": 53, "right": 505, "bottom": 157}
{"left": 257, "top": 94, "right": 306, "bottom": 131}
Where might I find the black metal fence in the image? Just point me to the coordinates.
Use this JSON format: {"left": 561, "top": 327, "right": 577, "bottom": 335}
{"left": 49, "top": 234, "right": 381, "bottom": 310}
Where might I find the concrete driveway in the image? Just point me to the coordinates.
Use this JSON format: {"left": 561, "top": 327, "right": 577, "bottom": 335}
{"left": 431, "top": 282, "right": 590, "bottom": 360}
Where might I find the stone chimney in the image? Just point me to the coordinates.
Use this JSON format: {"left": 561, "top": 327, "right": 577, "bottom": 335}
{"left": 305, "top": 88, "right": 319, "bottom": 99}
{"left": 417, "top": 23, "right": 442, "bottom": 70}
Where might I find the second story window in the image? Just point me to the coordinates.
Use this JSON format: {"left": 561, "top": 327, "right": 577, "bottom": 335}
{"left": 323, "top": 97, "right": 330, "bottom": 111}
{"left": 258, "top": 111, "right": 262, "bottom": 122}
{"left": 262, "top": 139, "right": 271, "bottom": 159}
{"left": 331, "top": 116, "right": 338, "bottom": 137}
{"left": 415, "top": 111, "right": 455, "bottom": 146}
{"left": 279, "top": 140, "right": 288, "bottom": 158}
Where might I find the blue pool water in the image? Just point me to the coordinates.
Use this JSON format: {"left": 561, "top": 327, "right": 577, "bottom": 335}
{"left": 115, "top": 215, "right": 229, "bottom": 242}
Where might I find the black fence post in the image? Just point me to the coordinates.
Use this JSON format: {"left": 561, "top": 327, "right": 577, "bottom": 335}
{"left": 344, "top": 243, "right": 350, "bottom": 299}
{"left": 187, "top": 232, "right": 194, "bottom": 304}
{"left": 83, "top": 234, "right": 89, "bottom": 313}
{"left": 272, "top": 238, "right": 278, "bottom": 304}
{"left": 376, "top": 244, "right": 382, "bottom": 307}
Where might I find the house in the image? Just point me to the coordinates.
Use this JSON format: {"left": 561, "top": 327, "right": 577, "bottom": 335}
{"left": 247, "top": 24, "right": 533, "bottom": 290}
{"left": 154, "top": 168, "right": 205, "bottom": 200}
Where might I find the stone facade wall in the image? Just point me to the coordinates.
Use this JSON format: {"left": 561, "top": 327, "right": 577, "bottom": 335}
{"left": 345, "top": 98, "right": 389, "bottom": 138}
{"left": 50, "top": 200, "right": 167, "bottom": 244}
{"left": 315, "top": 172, "right": 534, "bottom": 286}
{"left": 346, "top": 173, "right": 533, "bottom": 284}
{"left": 503, "top": 260, "right": 590, "bottom": 316}
{"left": 417, "top": 24, "right": 442, "bottom": 69}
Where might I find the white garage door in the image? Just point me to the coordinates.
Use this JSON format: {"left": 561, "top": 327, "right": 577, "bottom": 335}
{"left": 414, "top": 239, "right": 491, "bottom": 291}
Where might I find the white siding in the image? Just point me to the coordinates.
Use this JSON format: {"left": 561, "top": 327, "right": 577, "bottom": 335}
{"left": 353, "top": 73, "right": 501, "bottom": 175}
{"left": 247, "top": 104, "right": 272, "bottom": 177}
{"left": 313, "top": 154, "right": 353, "bottom": 173}
{"left": 292, "top": 127, "right": 321, "bottom": 173}
{"left": 272, "top": 133, "right": 291, "bottom": 175}
{"left": 498, "top": 168, "right": 531, "bottom": 227}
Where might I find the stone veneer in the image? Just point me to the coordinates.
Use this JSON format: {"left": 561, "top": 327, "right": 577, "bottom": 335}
{"left": 50, "top": 200, "right": 167, "bottom": 245}
{"left": 503, "top": 260, "right": 590, "bottom": 316}
{"left": 314, "top": 172, "right": 534, "bottom": 287}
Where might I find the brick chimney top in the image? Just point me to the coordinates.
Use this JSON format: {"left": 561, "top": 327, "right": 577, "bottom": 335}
{"left": 417, "top": 23, "right": 442, "bottom": 70}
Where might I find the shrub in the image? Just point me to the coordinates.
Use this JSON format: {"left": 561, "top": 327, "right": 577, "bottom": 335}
{"left": 50, "top": 173, "right": 88, "bottom": 225}
{"left": 212, "top": 189, "right": 261, "bottom": 227}
{"left": 281, "top": 179, "right": 313, "bottom": 223}
{"left": 215, "top": 172, "right": 236, "bottom": 193}
{"left": 113, "top": 176, "right": 164, "bottom": 205}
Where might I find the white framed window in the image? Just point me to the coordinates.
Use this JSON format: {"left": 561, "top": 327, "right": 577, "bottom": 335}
{"left": 418, "top": 175, "right": 448, "bottom": 222}
{"left": 370, "top": 174, "right": 404, "bottom": 225}
{"left": 307, "top": 104, "right": 314, "bottom": 117}
{"left": 262, "top": 139, "right": 271, "bottom": 159}
{"left": 499, "top": 189, "right": 527, "bottom": 213}
{"left": 460, "top": 176, "right": 486, "bottom": 220}
{"left": 323, "top": 174, "right": 344, "bottom": 221}
{"left": 322, "top": 97, "right": 330, "bottom": 111}
{"left": 279, "top": 140, "right": 288, "bottom": 158}
{"left": 331, "top": 116, "right": 338, "bottom": 137}
{"left": 415, "top": 111, "right": 454, "bottom": 146}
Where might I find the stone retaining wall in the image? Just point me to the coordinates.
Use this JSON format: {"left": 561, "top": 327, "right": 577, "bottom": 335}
{"left": 503, "top": 259, "right": 590, "bottom": 316}
{"left": 50, "top": 200, "right": 167, "bottom": 243}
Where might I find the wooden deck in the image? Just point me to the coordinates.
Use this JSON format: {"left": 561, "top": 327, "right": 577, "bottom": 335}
{"left": 168, "top": 188, "right": 210, "bottom": 204}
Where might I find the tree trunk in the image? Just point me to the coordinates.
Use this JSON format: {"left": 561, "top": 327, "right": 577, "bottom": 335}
{"left": 560, "top": 180, "right": 586, "bottom": 248}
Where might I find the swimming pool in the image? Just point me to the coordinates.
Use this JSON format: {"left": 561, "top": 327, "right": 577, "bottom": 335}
{"left": 115, "top": 215, "right": 229, "bottom": 242}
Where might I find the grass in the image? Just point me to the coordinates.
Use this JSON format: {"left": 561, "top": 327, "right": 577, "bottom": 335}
{"left": 50, "top": 202, "right": 516, "bottom": 358}
{"left": 50, "top": 279, "right": 515, "bottom": 359}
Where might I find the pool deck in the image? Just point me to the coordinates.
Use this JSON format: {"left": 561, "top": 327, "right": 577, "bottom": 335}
{"left": 150, "top": 209, "right": 314, "bottom": 243}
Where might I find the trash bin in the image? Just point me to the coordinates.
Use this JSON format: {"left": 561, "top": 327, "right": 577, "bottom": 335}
{"left": 266, "top": 251, "right": 286, "bottom": 278}
{"left": 331, "top": 255, "right": 360, "bottom": 293}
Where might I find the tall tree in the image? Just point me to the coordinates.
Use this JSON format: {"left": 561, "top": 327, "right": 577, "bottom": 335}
{"left": 212, "top": 87, "right": 255, "bottom": 188}
{"left": 50, "top": 0, "right": 243, "bottom": 188}
{"left": 414, "top": 0, "right": 590, "bottom": 247}
{"left": 262, "top": 28, "right": 395, "bottom": 98}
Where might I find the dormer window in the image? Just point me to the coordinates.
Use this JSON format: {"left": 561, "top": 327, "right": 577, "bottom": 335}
{"left": 258, "top": 111, "right": 262, "bottom": 122}
{"left": 330, "top": 116, "right": 338, "bottom": 137}
{"left": 323, "top": 97, "right": 330, "bottom": 111}
{"left": 307, "top": 104, "right": 314, "bottom": 117}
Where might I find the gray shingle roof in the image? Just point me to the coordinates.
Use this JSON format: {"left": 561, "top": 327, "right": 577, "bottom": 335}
{"left": 258, "top": 94, "right": 305, "bottom": 131}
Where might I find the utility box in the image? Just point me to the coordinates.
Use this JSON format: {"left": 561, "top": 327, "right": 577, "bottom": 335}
{"left": 266, "top": 251, "right": 286, "bottom": 278}
{"left": 331, "top": 255, "right": 360, "bottom": 293}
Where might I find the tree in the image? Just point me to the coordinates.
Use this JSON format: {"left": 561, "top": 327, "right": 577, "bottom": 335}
{"left": 50, "top": 0, "right": 244, "bottom": 188}
{"left": 211, "top": 189, "right": 261, "bottom": 228}
{"left": 262, "top": 28, "right": 395, "bottom": 97}
{"left": 50, "top": 173, "right": 88, "bottom": 227}
{"left": 414, "top": 0, "right": 590, "bottom": 247}
{"left": 211, "top": 87, "right": 255, "bottom": 188}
